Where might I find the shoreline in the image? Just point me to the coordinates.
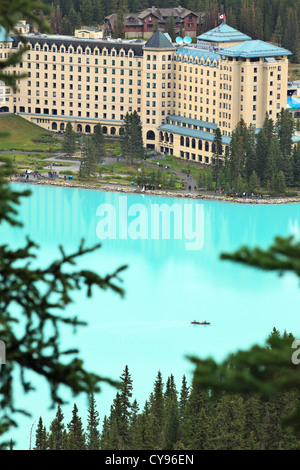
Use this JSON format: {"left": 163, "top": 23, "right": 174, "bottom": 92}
{"left": 11, "top": 178, "right": 300, "bottom": 205}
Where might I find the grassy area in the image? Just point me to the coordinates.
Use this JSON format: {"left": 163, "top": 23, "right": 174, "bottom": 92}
{"left": 0, "top": 115, "right": 60, "bottom": 152}
{"left": 151, "top": 155, "right": 211, "bottom": 179}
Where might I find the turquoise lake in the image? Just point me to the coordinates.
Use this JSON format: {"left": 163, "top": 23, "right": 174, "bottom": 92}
{"left": 2, "top": 183, "right": 300, "bottom": 448}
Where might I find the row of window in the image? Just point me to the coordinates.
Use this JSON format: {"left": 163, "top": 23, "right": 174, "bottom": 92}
{"left": 24, "top": 43, "right": 137, "bottom": 58}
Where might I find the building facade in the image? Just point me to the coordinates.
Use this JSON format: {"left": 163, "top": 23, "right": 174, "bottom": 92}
{"left": 104, "top": 6, "right": 199, "bottom": 39}
{"left": 0, "top": 23, "right": 292, "bottom": 164}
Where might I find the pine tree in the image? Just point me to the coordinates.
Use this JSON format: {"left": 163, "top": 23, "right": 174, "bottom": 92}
{"left": 276, "top": 108, "right": 294, "bottom": 157}
{"left": 128, "top": 399, "right": 139, "bottom": 449}
{"left": 62, "top": 122, "right": 76, "bottom": 157}
{"left": 34, "top": 417, "right": 48, "bottom": 450}
{"left": 92, "top": 123, "right": 106, "bottom": 165}
{"left": 109, "top": 394, "right": 123, "bottom": 449}
{"left": 86, "top": 394, "right": 100, "bottom": 450}
{"left": 150, "top": 371, "right": 165, "bottom": 448}
{"left": 212, "top": 127, "right": 223, "bottom": 187}
{"left": 61, "top": 16, "right": 73, "bottom": 35}
{"left": 216, "top": 394, "right": 247, "bottom": 450}
{"left": 48, "top": 405, "right": 65, "bottom": 450}
{"left": 178, "top": 375, "right": 189, "bottom": 424}
{"left": 180, "top": 380, "right": 210, "bottom": 450}
{"left": 292, "top": 142, "right": 300, "bottom": 185}
{"left": 118, "top": 365, "right": 133, "bottom": 448}
{"left": 248, "top": 170, "right": 260, "bottom": 193}
{"left": 100, "top": 415, "right": 111, "bottom": 450}
{"left": 165, "top": 15, "right": 176, "bottom": 41}
{"left": 80, "top": 0, "right": 94, "bottom": 25}
{"left": 80, "top": 138, "right": 98, "bottom": 179}
{"left": 255, "top": 130, "right": 269, "bottom": 183}
{"left": 66, "top": 403, "right": 86, "bottom": 450}
{"left": 229, "top": 119, "right": 248, "bottom": 185}
{"left": 274, "top": 170, "right": 286, "bottom": 194}
{"left": 121, "top": 112, "right": 144, "bottom": 164}
{"left": 264, "top": 136, "right": 282, "bottom": 185}
{"left": 164, "top": 395, "right": 179, "bottom": 450}
{"left": 113, "top": 9, "right": 125, "bottom": 38}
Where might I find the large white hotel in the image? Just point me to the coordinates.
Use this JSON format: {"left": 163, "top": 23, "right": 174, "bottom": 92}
{"left": 0, "top": 22, "right": 295, "bottom": 163}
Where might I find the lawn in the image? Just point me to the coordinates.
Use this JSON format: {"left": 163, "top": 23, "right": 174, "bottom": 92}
{"left": 0, "top": 115, "right": 59, "bottom": 152}
{"left": 151, "top": 155, "right": 212, "bottom": 180}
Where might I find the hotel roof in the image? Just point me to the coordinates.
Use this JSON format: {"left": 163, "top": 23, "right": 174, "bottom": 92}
{"left": 167, "top": 115, "right": 218, "bottom": 130}
{"left": 157, "top": 124, "right": 231, "bottom": 145}
{"left": 219, "top": 39, "right": 292, "bottom": 57}
{"left": 197, "top": 23, "right": 251, "bottom": 43}
{"left": 176, "top": 46, "right": 219, "bottom": 64}
{"left": 14, "top": 33, "right": 145, "bottom": 56}
{"left": 144, "top": 29, "right": 174, "bottom": 49}
{"left": 0, "top": 25, "right": 13, "bottom": 42}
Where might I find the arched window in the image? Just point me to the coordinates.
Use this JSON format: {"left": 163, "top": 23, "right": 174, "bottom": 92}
{"left": 60, "top": 123, "right": 64, "bottom": 131}
{"left": 119, "top": 127, "right": 125, "bottom": 136}
{"left": 198, "top": 140, "right": 202, "bottom": 150}
{"left": 164, "top": 132, "right": 169, "bottom": 142}
{"left": 103, "top": 126, "right": 107, "bottom": 134}
{"left": 186, "top": 137, "right": 190, "bottom": 147}
{"left": 77, "top": 124, "right": 82, "bottom": 133}
{"left": 180, "top": 136, "right": 184, "bottom": 146}
{"left": 147, "top": 130, "right": 155, "bottom": 140}
{"left": 205, "top": 141, "right": 209, "bottom": 152}
{"left": 192, "top": 138, "right": 196, "bottom": 149}
{"left": 110, "top": 127, "right": 116, "bottom": 135}
{"left": 170, "top": 134, "right": 173, "bottom": 144}
{"left": 85, "top": 125, "right": 91, "bottom": 133}
{"left": 51, "top": 122, "right": 57, "bottom": 130}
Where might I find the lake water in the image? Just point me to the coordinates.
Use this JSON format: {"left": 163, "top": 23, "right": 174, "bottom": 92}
{"left": 2, "top": 183, "right": 300, "bottom": 448}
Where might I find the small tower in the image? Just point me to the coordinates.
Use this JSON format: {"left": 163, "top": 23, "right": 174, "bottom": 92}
{"left": 142, "top": 30, "right": 175, "bottom": 151}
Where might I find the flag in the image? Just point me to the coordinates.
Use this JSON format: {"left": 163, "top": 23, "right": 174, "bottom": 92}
{"left": 219, "top": 14, "right": 225, "bottom": 19}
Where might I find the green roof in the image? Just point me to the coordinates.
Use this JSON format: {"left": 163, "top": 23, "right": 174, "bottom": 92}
{"left": 157, "top": 124, "right": 231, "bottom": 145}
{"left": 144, "top": 29, "right": 174, "bottom": 49}
{"left": 219, "top": 39, "right": 292, "bottom": 57}
{"left": 167, "top": 115, "right": 218, "bottom": 130}
{"left": 0, "top": 25, "right": 13, "bottom": 42}
{"left": 197, "top": 24, "right": 251, "bottom": 43}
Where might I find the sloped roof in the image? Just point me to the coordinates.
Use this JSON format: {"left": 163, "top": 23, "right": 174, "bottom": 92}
{"left": 198, "top": 23, "right": 251, "bottom": 43}
{"left": 176, "top": 47, "right": 219, "bottom": 65}
{"left": 144, "top": 29, "right": 174, "bottom": 49}
{"left": 167, "top": 115, "right": 218, "bottom": 129}
{"left": 157, "top": 124, "right": 231, "bottom": 145}
{"left": 219, "top": 39, "right": 292, "bottom": 57}
{"left": 0, "top": 25, "right": 13, "bottom": 42}
{"left": 174, "top": 8, "right": 198, "bottom": 18}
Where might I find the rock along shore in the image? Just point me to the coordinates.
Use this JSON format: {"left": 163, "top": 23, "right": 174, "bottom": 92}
{"left": 12, "top": 178, "right": 300, "bottom": 205}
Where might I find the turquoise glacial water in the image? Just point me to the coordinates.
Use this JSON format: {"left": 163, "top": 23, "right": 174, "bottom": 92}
{"left": 2, "top": 183, "right": 300, "bottom": 448}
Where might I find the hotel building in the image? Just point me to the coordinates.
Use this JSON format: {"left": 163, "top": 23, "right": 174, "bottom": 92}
{"left": 0, "top": 23, "right": 293, "bottom": 164}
